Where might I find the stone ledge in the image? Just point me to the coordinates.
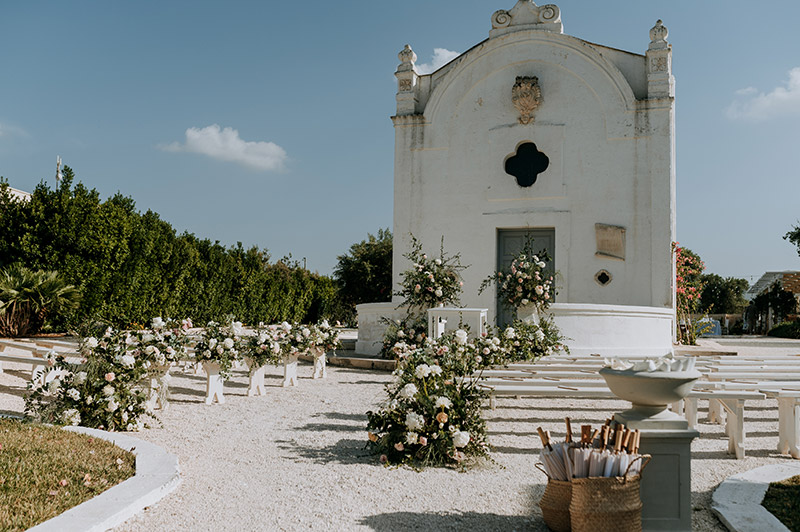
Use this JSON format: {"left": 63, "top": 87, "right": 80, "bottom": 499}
{"left": 298, "top": 354, "right": 396, "bottom": 372}
{"left": 28, "top": 427, "right": 181, "bottom": 532}
{"left": 712, "top": 463, "right": 800, "bottom": 532}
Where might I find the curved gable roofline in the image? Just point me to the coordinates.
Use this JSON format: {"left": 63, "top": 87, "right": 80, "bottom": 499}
{"left": 419, "top": 30, "right": 641, "bottom": 120}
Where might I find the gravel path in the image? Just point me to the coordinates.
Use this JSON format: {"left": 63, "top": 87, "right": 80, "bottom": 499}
{"left": 2, "top": 339, "right": 798, "bottom": 531}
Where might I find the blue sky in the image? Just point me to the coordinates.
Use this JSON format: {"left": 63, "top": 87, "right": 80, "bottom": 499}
{"left": 1, "top": 1, "right": 798, "bottom": 284}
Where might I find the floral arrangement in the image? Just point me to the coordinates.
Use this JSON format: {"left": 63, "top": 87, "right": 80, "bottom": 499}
{"left": 367, "top": 316, "right": 567, "bottom": 467}
{"left": 366, "top": 331, "right": 490, "bottom": 467}
{"left": 480, "top": 242, "right": 555, "bottom": 312}
{"left": 193, "top": 320, "right": 241, "bottom": 378}
{"left": 378, "top": 314, "right": 428, "bottom": 360}
{"left": 24, "top": 328, "right": 151, "bottom": 431}
{"left": 130, "top": 317, "right": 192, "bottom": 367}
{"left": 396, "top": 235, "right": 467, "bottom": 310}
{"left": 243, "top": 323, "right": 287, "bottom": 368}
{"left": 673, "top": 242, "right": 706, "bottom": 345}
{"left": 315, "top": 320, "right": 341, "bottom": 353}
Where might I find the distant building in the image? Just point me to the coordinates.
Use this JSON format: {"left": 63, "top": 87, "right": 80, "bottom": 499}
{"left": 5, "top": 186, "right": 31, "bottom": 202}
{"left": 744, "top": 271, "right": 800, "bottom": 332}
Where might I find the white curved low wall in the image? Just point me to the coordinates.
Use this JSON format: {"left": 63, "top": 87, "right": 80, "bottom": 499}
{"left": 548, "top": 303, "right": 674, "bottom": 357}
{"left": 356, "top": 301, "right": 675, "bottom": 358}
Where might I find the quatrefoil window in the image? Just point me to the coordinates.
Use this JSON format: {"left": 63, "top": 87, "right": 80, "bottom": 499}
{"left": 504, "top": 142, "right": 549, "bottom": 187}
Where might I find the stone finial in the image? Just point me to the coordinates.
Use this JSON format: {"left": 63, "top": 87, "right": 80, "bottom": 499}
{"left": 490, "top": 1, "right": 563, "bottom": 37}
{"left": 398, "top": 44, "right": 417, "bottom": 66}
{"left": 648, "top": 19, "right": 669, "bottom": 50}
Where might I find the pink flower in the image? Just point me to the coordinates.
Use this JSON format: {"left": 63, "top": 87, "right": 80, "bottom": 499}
{"left": 104, "top": 372, "right": 115, "bottom": 382}
{"left": 380, "top": 454, "right": 388, "bottom": 463}
{"left": 394, "top": 442, "right": 404, "bottom": 451}
{"left": 419, "top": 436, "right": 428, "bottom": 446}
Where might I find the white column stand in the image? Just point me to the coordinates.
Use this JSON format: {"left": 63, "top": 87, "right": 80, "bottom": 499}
{"left": 312, "top": 348, "right": 327, "bottom": 379}
{"left": 283, "top": 353, "right": 299, "bottom": 387}
{"left": 203, "top": 361, "right": 225, "bottom": 404}
{"left": 246, "top": 357, "right": 267, "bottom": 396}
{"left": 147, "top": 365, "right": 172, "bottom": 410}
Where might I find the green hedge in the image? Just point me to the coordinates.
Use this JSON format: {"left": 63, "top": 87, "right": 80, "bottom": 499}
{"left": 0, "top": 169, "right": 343, "bottom": 329}
{"left": 767, "top": 321, "right": 800, "bottom": 339}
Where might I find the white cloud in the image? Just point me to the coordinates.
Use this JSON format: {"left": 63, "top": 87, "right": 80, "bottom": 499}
{"left": 160, "top": 124, "right": 287, "bottom": 171}
{"left": 726, "top": 67, "right": 800, "bottom": 121}
{"left": 415, "top": 48, "right": 460, "bottom": 75}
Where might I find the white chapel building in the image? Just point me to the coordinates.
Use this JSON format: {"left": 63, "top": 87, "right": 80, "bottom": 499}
{"left": 357, "top": 1, "right": 676, "bottom": 357}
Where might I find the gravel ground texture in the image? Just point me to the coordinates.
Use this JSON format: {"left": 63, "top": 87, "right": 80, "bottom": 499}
{"left": 2, "top": 337, "right": 799, "bottom": 531}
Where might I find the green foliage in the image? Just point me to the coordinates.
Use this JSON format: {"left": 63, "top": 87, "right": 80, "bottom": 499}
{"left": 0, "top": 172, "right": 343, "bottom": 329}
{"left": 761, "top": 474, "right": 800, "bottom": 531}
{"left": 767, "top": 320, "right": 800, "bottom": 339}
{"left": 753, "top": 282, "right": 798, "bottom": 329}
{"left": 333, "top": 229, "right": 392, "bottom": 323}
{"left": 784, "top": 224, "right": 800, "bottom": 257}
{"left": 699, "top": 274, "right": 749, "bottom": 314}
{"left": 0, "top": 265, "right": 80, "bottom": 337}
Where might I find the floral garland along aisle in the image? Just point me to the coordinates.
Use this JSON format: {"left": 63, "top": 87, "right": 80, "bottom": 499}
{"left": 368, "top": 236, "right": 567, "bottom": 468}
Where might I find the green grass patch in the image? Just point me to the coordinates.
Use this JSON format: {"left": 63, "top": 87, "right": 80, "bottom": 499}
{"left": 0, "top": 418, "right": 135, "bottom": 531}
{"left": 762, "top": 474, "right": 800, "bottom": 532}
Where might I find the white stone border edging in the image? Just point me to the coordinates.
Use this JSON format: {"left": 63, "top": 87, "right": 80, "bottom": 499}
{"left": 712, "top": 463, "right": 800, "bottom": 532}
{"left": 28, "top": 427, "right": 181, "bottom": 532}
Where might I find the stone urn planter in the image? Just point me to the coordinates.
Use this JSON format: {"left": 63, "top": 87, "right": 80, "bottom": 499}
{"left": 245, "top": 357, "right": 267, "bottom": 396}
{"left": 146, "top": 364, "right": 172, "bottom": 411}
{"left": 311, "top": 348, "right": 327, "bottom": 379}
{"left": 283, "top": 352, "right": 299, "bottom": 387}
{"left": 599, "top": 361, "right": 701, "bottom": 426}
{"left": 203, "top": 361, "right": 226, "bottom": 404}
{"left": 517, "top": 303, "right": 540, "bottom": 325}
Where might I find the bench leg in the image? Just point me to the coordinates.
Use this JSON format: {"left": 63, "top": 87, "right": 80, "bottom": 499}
{"left": 791, "top": 402, "right": 800, "bottom": 460}
{"left": 490, "top": 394, "right": 497, "bottom": 410}
{"left": 778, "top": 398, "right": 791, "bottom": 455}
{"left": 721, "top": 399, "right": 745, "bottom": 459}
{"left": 708, "top": 398, "right": 725, "bottom": 424}
{"left": 684, "top": 397, "right": 698, "bottom": 429}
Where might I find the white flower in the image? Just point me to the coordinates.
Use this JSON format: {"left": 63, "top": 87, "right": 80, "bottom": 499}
{"left": 454, "top": 329, "right": 468, "bottom": 345}
{"left": 121, "top": 412, "right": 129, "bottom": 423}
{"left": 414, "top": 364, "right": 431, "bottom": 379}
{"left": 405, "top": 412, "right": 424, "bottom": 431}
{"left": 521, "top": 298, "right": 530, "bottom": 305}
{"left": 435, "top": 258, "right": 442, "bottom": 265}
{"left": 434, "top": 397, "right": 453, "bottom": 409}
{"left": 121, "top": 354, "right": 136, "bottom": 368}
{"left": 209, "top": 338, "right": 218, "bottom": 349}
{"left": 47, "top": 379, "right": 61, "bottom": 394}
{"left": 396, "top": 330, "right": 405, "bottom": 338}
{"left": 74, "top": 371, "right": 87, "bottom": 385}
{"left": 62, "top": 409, "right": 81, "bottom": 426}
{"left": 405, "top": 432, "right": 419, "bottom": 445}
{"left": 106, "top": 398, "right": 119, "bottom": 412}
{"left": 452, "top": 430, "right": 470, "bottom": 448}
{"left": 144, "top": 345, "right": 156, "bottom": 355}
{"left": 216, "top": 345, "right": 224, "bottom": 355}
{"left": 504, "top": 327, "right": 516, "bottom": 339}
{"left": 67, "top": 388, "right": 80, "bottom": 401}
{"left": 281, "top": 321, "right": 292, "bottom": 332}
{"left": 538, "top": 261, "right": 546, "bottom": 268}
{"left": 151, "top": 317, "right": 165, "bottom": 329}
{"left": 85, "top": 337, "right": 99, "bottom": 349}
{"left": 302, "top": 328, "right": 311, "bottom": 338}
{"left": 141, "top": 333, "right": 155, "bottom": 343}
{"left": 102, "top": 384, "right": 115, "bottom": 397}
{"left": 434, "top": 288, "right": 443, "bottom": 297}
{"left": 429, "top": 365, "right": 442, "bottom": 376}
{"left": 399, "top": 383, "right": 418, "bottom": 399}
{"left": 223, "top": 338, "right": 235, "bottom": 349}
{"left": 536, "top": 329, "right": 545, "bottom": 341}
{"left": 535, "top": 285, "right": 544, "bottom": 295}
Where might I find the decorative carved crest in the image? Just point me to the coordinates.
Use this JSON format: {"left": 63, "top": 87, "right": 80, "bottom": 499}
{"left": 512, "top": 76, "right": 543, "bottom": 125}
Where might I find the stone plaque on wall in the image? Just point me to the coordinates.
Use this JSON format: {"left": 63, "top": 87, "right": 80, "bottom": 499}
{"left": 595, "top": 223, "right": 626, "bottom": 260}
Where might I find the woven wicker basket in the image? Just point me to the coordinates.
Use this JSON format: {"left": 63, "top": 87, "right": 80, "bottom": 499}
{"left": 568, "top": 455, "right": 651, "bottom": 532}
{"left": 539, "top": 477, "right": 572, "bottom": 532}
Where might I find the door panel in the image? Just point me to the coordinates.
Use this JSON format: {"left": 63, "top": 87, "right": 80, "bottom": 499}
{"left": 496, "top": 229, "right": 555, "bottom": 327}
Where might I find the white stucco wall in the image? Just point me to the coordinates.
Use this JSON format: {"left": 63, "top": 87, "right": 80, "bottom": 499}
{"left": 391, "top": 7, "right": 676, "bottom": 325}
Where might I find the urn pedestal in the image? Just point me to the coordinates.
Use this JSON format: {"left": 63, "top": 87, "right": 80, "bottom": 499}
{"left": 245, "top": 357, "right": 267, "bottom": 396}
{"left": 283, "top": 353, "right": 299, "bottom": 387}
{"left": 311, "top": 348, "right": 327, "bottom": 379}
{"left": 146, "top": 364, "right": 172, "bottom": 410}
{"left": 203, "top": 361, "right": 225, "bottom": 404}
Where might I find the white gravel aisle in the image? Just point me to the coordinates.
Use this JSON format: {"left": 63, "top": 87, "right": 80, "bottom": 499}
{"left": 1, "top": 354, "right": 794, "bottom": 531}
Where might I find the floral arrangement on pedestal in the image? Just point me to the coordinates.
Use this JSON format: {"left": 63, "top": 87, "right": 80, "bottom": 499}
{"left": 193, "top": 320, "right": 241, "bottom": 379}
{"left": 396, "top": 235, "right": 467, "bottom": 310}
{"left": 244, "top": 323, "right": 286, "bottom": 368}
{"left": 24, "top": 328, "right": 152, "bottom": 431}
{"left": 133, "top": 317, "right": 192, "bottom": 367}
{"left": 314, "top": 320, "right": 341, "bottom": 353}
{"left": 480, "top": 241, "right": 555, "bottom": 314}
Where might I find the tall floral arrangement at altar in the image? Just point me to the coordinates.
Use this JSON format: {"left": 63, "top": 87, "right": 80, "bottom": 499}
{"left": 396, "top": 235, "right": 467, "bottom": 310}
{"left": 24, "top": 328, "right": 152, "bottom": 431}
{"left": 480, "top": 240, "right": 555, "bottom": 312}
{"left": 193, "top": 320, "right": 241, "bottom": 378}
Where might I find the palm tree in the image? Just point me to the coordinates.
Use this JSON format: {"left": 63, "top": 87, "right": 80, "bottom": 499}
{"left": 0, "top": 265, "right": 81, "bottom": 337}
